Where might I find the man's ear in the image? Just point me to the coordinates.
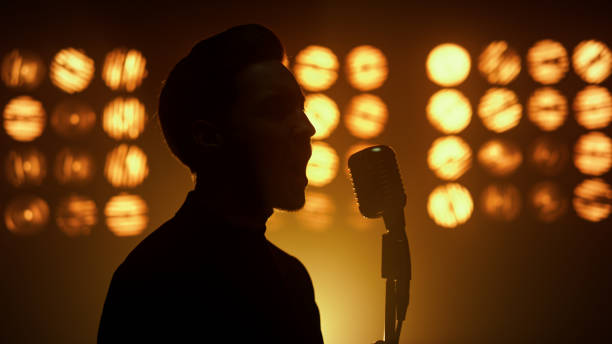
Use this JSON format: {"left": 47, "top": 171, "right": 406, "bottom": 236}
{"left": 191, "top": 120, "right": 225, "bottom": 152}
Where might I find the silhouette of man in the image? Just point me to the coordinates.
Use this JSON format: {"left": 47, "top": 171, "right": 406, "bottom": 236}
{"left": 97, "top": 24, "right": 323, "bottom": 343}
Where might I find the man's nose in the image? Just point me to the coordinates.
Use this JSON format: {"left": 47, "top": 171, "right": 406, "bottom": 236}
{"left": 296, "top": 111, "right": 316, "bottom": 138}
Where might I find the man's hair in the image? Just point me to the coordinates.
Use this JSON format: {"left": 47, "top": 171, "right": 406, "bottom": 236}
{"left": 158, "top": 24, "right": 284, "bottom": 172}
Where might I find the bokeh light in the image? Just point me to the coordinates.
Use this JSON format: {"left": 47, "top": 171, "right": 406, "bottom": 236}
{"left": 426, "top": 89, "right": 472, "bottom": 134}
{"left": 573, "top": 86, "right": 612, "bottom": 129}
{"left": 293, "top": 45, "right": 338, "bottom": 91}
{"left": 3, "top": 96, "right": 46, "bottom": 142}
{"left": 4, "top": 195, "right": 50, "bottom": 235}
{"left": 427, "top": 183, "right": 473, "bottom": 228}
{"left": 102, "top": 48, "right": 148, "bottom": 92}
{"left": 528, "top": 136, "right": 569, "bottom": 176}
{"left": 527, "top": 39, "right": 569, "bottom": 84}
{"left": 527, "top": 87, "right": 568, "bottom": 131}
{"left": 1, "top": 49, "right": 45, "bottom": 90}
{"left": 306, "top": 141, "right": 339, "bottom": 187}
{"left": 478, "top": 139, "right": 523, "bottom": 176}
{"left": 304, "top": 94, "right": 339, "bottom": 140}
{"left": 103, "top": 97, "right": 147, "bottom": 140}
{"left": 105, "top": 193, "right": 149, "bottom": 236}
{"left": 529, "top": 181, "right": 568, "bottom": 223}
{"left": 105, "top": 144, "right": 149, "bottom": 188}
{"left": 296, "top": 191, "right": 335, "bottom": 231}
{"left": 426, "top": 43, "right": 471, "bottom": 86}
{"left": 573, "top": 178, "right": 612, "bottom": 222}
{"left": 5, "top": 147, "right": 46, "bottom": 187}
{"left": 345, "top": 45, "right": 388, "bottom": 91}
{"left": 427, "top": 136, "right": 472, "bottom": 180}
{"left": 56, "top": 194, "right": 98, "bottom": 237}
{"left": 54, "top": 148, "right": 95, "bottom": 185}
{"left": 572, "top": 40, "right": 612, "bottom": 84}
{"left": 344, "top": 94, "right": 388, "bottom": 139}
{"left": 480, "top": 183, "right": 522, "bottom": 221}
{"left": 478, "top": 88, "right": 522, "bottom": 133}
{"left": 50, "top": 48, "right": 95, "bottom": 93}
{"left": 51, "top": 99, "right": 96, "bottom": 138}
{"left": 573, "top": 131, "right": 612, "bottom": 176}
{"left": 478, "top": 41, "right": 521, "bottom": 85}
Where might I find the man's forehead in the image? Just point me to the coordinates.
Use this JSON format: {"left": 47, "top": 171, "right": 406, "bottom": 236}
{"left": 237, "top": 61, "right": 303, "bottom": 101}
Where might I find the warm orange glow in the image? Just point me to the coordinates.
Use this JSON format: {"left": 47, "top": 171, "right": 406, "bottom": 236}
{"left": 304, "top": 94, "right": 339, "bottom": 140}
{"left": 3, "top": 96, "right": 46, "bottom": 142}
{"left": 345, "top": 45, "right": 388, "bottom": 91}
{"left": 50, "top": 48, "right": 95, "bottom": 93}
{"left": 478, "top": 88, "right": 522, "bottom": 133}
{"left": 478, "top": 139, "right": 523, "bottom": 176}
{"left": 527, "top": 87, "right": 568, "bottom": 131}
{"left": 296, "top": 191, "right": 335, "bottom": 231}
{"left": 103, "top": 97, "right": 147, "bottom": 140}
{"left": 480, "top": 183, "right": 521, "bottom": 221}
{"left": 427, "top": 183, "right": 473, "bottom": 228}
{"left": 573, "top": 178, "right": 612, "bottom": 222}
{"left": 528, "top": 136, "right": 569, "bottom": 176}
{"left": 51, "top": 99, "right": 96, "bottom": 138}
{"left": 4, "top": 195, "right": 50, "bottom": 235}
{"left": 527, "top": 40, "right": 569, "bottom": 84}
{"left": 478, "top": 41, "right": 521, "bottom": 85}
{"left": 293, "top": 45, "right": 338, "bottom": 91}
{"left": 1, "top": 49, "right": 45, "bottom": 90}
{"left": 102, "top": 48, "right": 148, "bottom": 92}
{"left": 306, "top": 141, "right": 338, "bottom": 187}
{"left": 573, "top": 131, "right": 612, "bottom": 176}
{"left": 426, "top": 43, "right": 471, "bottom": 86}
{"left": 573, "top": 85, "right": 612, "bottom": 129}
{"left": 344, "top": 94, "right": 388, "bottom": 139}
{"left": 56, "top": 194, "right": 98, "bottom": 237}
{"left": 347, "top": 200, "right": 374, "bottom": 232}
{"left": 266, "top": 209, "right": 292, "bottom": 233}
{"left": 426, "top": 89, "right": 472, "bottom": 134}
{"left": 105, "top": 144, "right": 149, "bottom": 188}
{"left": 572, "top": 40, "right": 612, "bottom": 84}
{"left": 104, "top": 193, "right": 149, "bottom": 236}
{"left": 54, "top": 148, "right": 95, "bottom": 185}
{"left": 529, "top": 182, "right": 568, "bottom": 223}
{"left": 282, "top": 54, "right": 289, "bottom": 68}
{"left": 5, "top": 147, "right": 46, "bottom": 187}
{"left": 427, "top": 136, "right": 472, "bottom": 180}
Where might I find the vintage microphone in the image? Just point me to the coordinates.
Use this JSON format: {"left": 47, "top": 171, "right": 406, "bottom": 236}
{"left": 348, "top": 145, "right": 411, "bottom": 344}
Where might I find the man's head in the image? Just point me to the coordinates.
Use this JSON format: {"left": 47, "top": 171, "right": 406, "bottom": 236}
{"left": 158, "top": 24, "right": 315, "bottom": 211}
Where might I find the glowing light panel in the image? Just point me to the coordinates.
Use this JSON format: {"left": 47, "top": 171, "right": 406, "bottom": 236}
{"left": 478, "top": 41, "right": 521, "bottom": 85}
{"left": 56, "top": 194, "right": 98, "bottom": 237}
{"left": 573, "top": 85, "right": 612, "bottom": 129}
{"left": 344, "top": 94, "right": 388, "bottom": 139}
{"left": 527, "top": 40, "right": 569, "bottom": 84}
{"left": 573, "top": 178, "right": 612, "bottom": 222}
{"left": 573, "top": 131, "right": 612, "bottom": 176}
{"left": 102, "top": 48, "right": 148, "bottom": 92}
{"left": 5, "top": 147, "right": 46, "bottom": 187}
{"left": 105, "top": 144, "right": 149, "bottom": 188}
{"left": 478, "top": 139, "right": 523, "bottom": 176}
{"left": 427, "top": 183, "right": 473, "bottom": 228}
{"left": 304, "top": 94, "right": 339, "bottom": 140}
{"left": 1, "top": 49, "right": 45, "bottom": 90}
{"left": 529, "top": 182, "right": 568, "bottom": 223}
{"left": 3, "top": 96, "right": 46, "bottom": 142}
{"left": 50, "top": 48, "right": 95, "bottom": 93}
{"left": 572, "top": 40, "right": 612, "bottom": 84}
{"left": 427, "top": 136, "right": 472, "bottom": 180}
{"left": 306, "top": 142, "right": 338, "bottom": 187}
{"left": 4, "top": 195, "right": 50, "bottom": 235}
{"left": 426, "top": 43, "right": 471, "bottom": 86}
{"left": 103, "top": 97, "right": 147, "bottom": 140}
{"left": 427, "top": 89, "right": 472, "bottom": 134}
{"left": 345, "top": 45, "right": 388, "bottom": 91}
{"left": 528, "top": 136, "right": 569, "bottom": 176}
{"left": 54, "top": 148, "right": 95, "bottom": 185}
{"left": 527, "top": 87, "right": 568, "bottom": 131}
{"left": 478, "top": 88, "right": 522, "bottom": 133}
{"left": 105, "top": 193, "right": 149, "bottom": 236}
{"left": 293, "top": 45, "right": 338, "bottom": 91}
{"left": 480, "top": 183, "right": 522, "bottom": 221}
{"left": 51, "top": 99, "right": 96, "bottom": 138}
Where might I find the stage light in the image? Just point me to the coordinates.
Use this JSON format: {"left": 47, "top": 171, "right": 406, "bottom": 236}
{"left": 3, "top": 96, "right": 46, "bottom": 142}
{"left": 572, "top": 40, "right": 612, "bottom": 84}
{"left": 1, "top": 49, "right": 45, "bottom": 90}
{"left": 427, "top": 183, "right": 473, "bottom": 228}
{"left": 304, "top": 94, "right": 339, "bottom": 140}
{"left": 306, "top": 141, "right": 338, "bottom": 187}
{"left": 573, "top": 131, "right": 612, "bottom": 176}
{"left": 573, "top": 85, "right": 612, "bottom": 130}
{"left": 102, "top": 48, "right": 147, "bottom": 92}
{"left": 50, "top": 48, "right": 95, "bottom": 94}
{"left": 4, "top": 195, "right": 50, "bottom": 235}
{"left": 427, "top": 136, "right": 472, "bottom": 180}
{"left": 478, "top": 41, "right": 521, "bottom": 85}
{"left": 478, "top": 88, "right": 522, "bottom": 133}
{"left": 103, "top": 97, "right": 147, "bottom": 140}
{"left": 573, "top": 178, "right": 612, "bottom": 222}
{"left": 528, "top": 136, "right": 569, "bottom": 176}
{"left": 480, "top": 183, "right": 521, "bottom": 221}
{"left": 478, "top": 139, "right": 523, "bottom": 177}
{"left": 527, "top": 40, "right": 569, "bottom": 84}
{"left": 345, "top": 45, "right": 388, "bottom": 91}
{"left": 426, "top": 89, "right": 472, "bottom": 134}
{"left": 529, "top": 181, "right": 568, "bottom": 223}
{"left": 527, "top": 87, "right": 568, "bottom": 131}
{"left": 54, "top": 148, "right": 95, "bottom": 185}
{"left": 104, "top": 193, "right": 149, "bottom": 236}
{"left": 5, "top": 147, "right": 46, "bottom": 187}
{"left": 296, "top": 191, "right": 335, "bottom": 231}
{"left": 293, "top": 45, "right": 338, "bottom": 91}
{"left": 56, "top": 194, "right": 98, "bottom": 237}
{"left": 344, "top": 94, "right": 388, "bottom": 139}
{"left": 105, "top": 144, "right": 149, "bottom": 188}
{"left": 51, "top": 99, "right": 96, "bottom": 138}
{"left": 426, "top": 43, "right": 471, "bottom": 86}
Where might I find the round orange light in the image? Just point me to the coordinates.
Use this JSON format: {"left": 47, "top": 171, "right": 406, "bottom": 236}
{"left": 427, "top": 136, "right": 472, "bottom": 180}
{"left": 573, "top": 85, "right": 612, "bottom": 130}
{"left": 105, "top": 144, "right": 149, "bottom": 188}
{"left": 293, "top": 45, "right": 339, "bottom": 91}
{"left": 102, "top": 48, "right": 148, "bottom": 92}
{"left": 306, "top": 142, "right": 338, "bottom": 187}
{"left": 1, "top": 49, "right": 45, "bottom": 90}
{"left": 3, "top": 96, "right": 46, "bottom": 142}
{"left": 527, "top": 40, "right": 569, "bottom": 84}
{"left": 426, "top": 89, "right": 472, "bottom": 134}
{"left": 304, "top": 93, "right": 339, "bottom": 140}
{"left": 105, "top": 193, "right": 149, "bottom": 236}
{"left": 426, "top": 43, "right": 471, "bottom": 86}
{"left": 51, "top": 99, "right": 96, "bottom": 138}
{"left": 56, "top": 194, "right": 98, "bottom": 237}
{"left": 480, "top": 183, "right": 522, "bottom": 221}
{"left": 478, "top": 88, "right": 522, "bottom": 133}
{"left": 529, "top": 181, "right": 568, "bottom": 223}
{"left": 573, "top": 131, "right": 612, "bottom": 176}
{"left": 573, "top": 178, "right": 612, "bottom": 222}
{"left": 427, "top": 183, "right": 473, "bottom": 228}
{"left": 478, "top": 139, "right": 523, "bottom": 176}
{"left": 478, "top": 41, "right": 521, "bottom": 85}
{"left": 5, "top": 147, "right": 46, "bottom": 187}
{"left": 527, "top": 87, "right": 568, "bottom": 131}
{"left": 296, "top": 191, "right": 335, "bottom": 232}
{"left": 50, "top": 48, "right": 95, "bottom": 94}
{"left": 4, "top": 195, "right": 50, "bottom": 235}
{"left": 572, "top": 40, "right": 612, "bottom": 84}
{"left": 528, "top": 136, "right": 569, "bottom": 176}
{"left": 345, "top": 45, "right": 388, "bottom": 91}
{"left": 103, "top": 97, "right": 147, "bottom": 140}
{"left": 54, "top": 148, "right": 95, "bottom": 185}
{"left": 344, "top": 94, "right": 388, "bottom": 139}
